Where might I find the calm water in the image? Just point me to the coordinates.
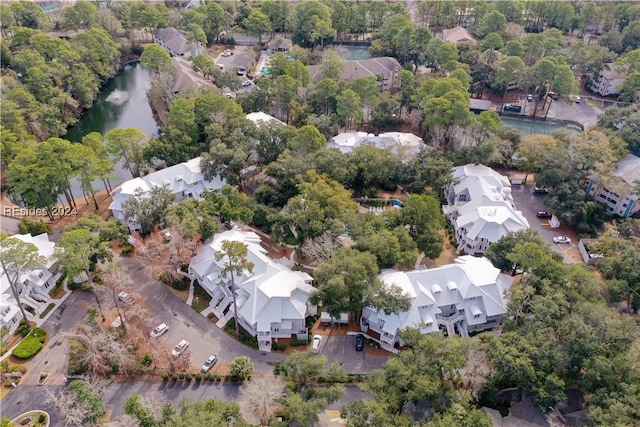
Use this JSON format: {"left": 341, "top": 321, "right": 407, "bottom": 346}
{"left": 501, "top": 117, "right": 581, "bottom": 136}
{"left": 65, "top": 62, "right": 159, "bottom": 143}
{"left": 65, "top": 62, "right": 159, "bottom": 199}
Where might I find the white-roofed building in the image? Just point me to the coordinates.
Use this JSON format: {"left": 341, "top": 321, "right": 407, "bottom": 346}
{"left": 1, "top": 233, "right": 60, "bottom": 334}
{"left": 109, "top": 157, "right": 225, "bottom": 231}
{"left": 361, "top": 256, "right": 512, "bottom": 351}
{"left": 189, "top": 229, "right": 317, "bottom": 352}
{"left": 246, "top": 112, "right": 286, "bottom": 127}
{"left": 443, "top": 164, "right": 529, "bottom": 255}
{"left": 327, "top": 131, "right": 424, "bottom": 160}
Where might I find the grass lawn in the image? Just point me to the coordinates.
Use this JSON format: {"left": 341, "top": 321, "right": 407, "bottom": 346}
{"left": 191, "top": 282, "right": 212, "bottom": 313}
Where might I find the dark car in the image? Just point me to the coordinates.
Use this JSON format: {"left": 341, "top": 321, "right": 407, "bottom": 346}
{"left": 536, "top": 211, "right": 552, "bottom": 219}
{"left": 533, "top": 187, "right": 548, "bottom": 195}
{"left": 355, "top": 333, "right": 365, "bottom": 351}
{"left": 503, "top": 104, "right": 522, "bottom": 113}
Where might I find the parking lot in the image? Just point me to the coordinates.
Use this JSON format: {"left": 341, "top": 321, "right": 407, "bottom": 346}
{"left": 317, "top": 332, "right": 388, "bottom": 375}
{"left": 510, "top": 183, "right": 583, "bottom": 263}
{"left": 214, "top": 46, "right": 256, "bottom": 96}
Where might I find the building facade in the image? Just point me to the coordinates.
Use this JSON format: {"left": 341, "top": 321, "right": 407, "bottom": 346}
{"left": 586, "top": 154, "right": 640, "bottom": 218}
{"left": 1, "top": 233, "right": 60, "bottom": 334}
{"left": 443, "top": 164, "right": 529, "bottom": 255}
{"left": 361, "top": 256, "right": 512, "bottom": 351}
{"left": 109, "top": 157, "right": 224, "bottom": 231}
{"left": 590, "top": 63, "right": 627, "bottom": 96}
{"left": 189, "top": 230, "right": 317, "bottom": 352}
{"left": 152, "top": 28, "right": 199, "bottom": 57}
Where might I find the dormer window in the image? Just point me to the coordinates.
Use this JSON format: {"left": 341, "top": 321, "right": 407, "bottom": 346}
{"left": 432, "top": 284, "right": 442, "bottom": 294}
{"left": 447, "top": 281, "right": 458, "bottom": 291}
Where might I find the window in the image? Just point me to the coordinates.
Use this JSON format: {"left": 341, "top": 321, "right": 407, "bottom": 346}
{"left": 273, "top": 328, "right": 279, "bottom": 333}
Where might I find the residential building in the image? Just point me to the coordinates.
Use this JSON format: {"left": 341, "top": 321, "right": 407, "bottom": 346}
{"left": 246, "top": 112, "right": 286, "bottom": 127}
{"left": 170, "top": 57, "right": 214, "bottom": 96}
{"left": 327, "top": 131, "right": 424, "bottom": 160}
{"left": 109, "top": 157, "right": 224, "bottom": 231}
{"left": 268, "top": 37, "right": 292, "bottom": 54}
{"left": 443, "top": 164, "right": 529, "bottom": 255}
{"left": 590, "top": 63, "right": 628, "bottom": 96}
{"left": 361, "top": 256, "right": 512, "bottom": 351}
{"left": 152, "top": 27, "right": 199, "bottom": 57}
{"left": 189, "top": 229, "right": 317, "bottom": 352}
{"left": 308, "top": 57, "right": 403, "bottom": 91}
{"left": 439, "top": 26, "right": 477, "bottom": 44}
{"left": 1, "top": 233, "right": 60, "bottom": 334}
{"left": 586, "top": 153, "right": 640, "bottom": 218}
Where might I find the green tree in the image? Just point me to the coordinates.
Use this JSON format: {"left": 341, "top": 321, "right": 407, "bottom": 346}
{"left": 290, "top": 0, "right": 333, "bottom": 47}
{"left": 122, "top": 186, "right": 176, "bottom": 236}
{"left": 398, "top": 194, "right": 445, "bottom": 259}
{"left": 619, "top": 72, "right": 640, "bottom": 102}
{"left": 62, "top": 0, "right": 101, "bottom": 30}
{"left": 336, "top": 89, "right": 362, "bottom": 130}
{"left": 243, "top": 9, "right": 271, "bottom": 45}
{"left": 167, "top": 398, "right": 250, "bottom": 427}
{"left": 105, "top": 128, "right": 148, "bottom": 178}
{"left": 0, "top": 234, "right": 46, "bottom": 325}
{"left": 485, "top": 229, "right": 546, "bottom": 274}
{"left": 229, "top": 355, "right": 254, "bottom": 380}
{"left": 311, "top": 247, "right": 379, "bottom": 321}
{"left": 215, "top": 240, "right": 255, "bottom": 334}
{"left": 476, "top": 10, "right": 507, "bottom": 37}
{"left": 140, "top": 44, "right": 172, "bottom": 74}
{"left": 319, "top": 50, "right": 345, "bottom": 81}
{"left": 289, "top": 124, "right": 327, "bottom": 155}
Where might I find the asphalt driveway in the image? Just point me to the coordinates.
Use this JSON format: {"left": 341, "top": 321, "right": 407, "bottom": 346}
{"left": 319, "top": 333, "right": 387, "bottom": 375}
{"left": 510, "top": 183, "right": 582, "bottom": 263}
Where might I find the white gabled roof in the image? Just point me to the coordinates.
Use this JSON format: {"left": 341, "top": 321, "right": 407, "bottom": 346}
{"left": 1, "top": 233, "right": 56, "bottom": 296}
{"left": 190, "top": 230, "right": 314, "bottom": 330}
{"left": 108, "top": 157, "right": 224, "bottom": 212}
{"left": 368, "top": 256, "right": 512, "bottom": 334}
{"left": 327, "top": 131, "right": 424, "bottom": 156}
{"left": 246, "top": 112, "right": 286, "bottom": 127}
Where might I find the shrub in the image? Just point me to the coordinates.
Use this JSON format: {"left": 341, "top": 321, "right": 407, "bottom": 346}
{"left": 140, "top": 353, "right": 152, "bottom": 367}
{"left": 161, "top": 373, "right": 169, "bottom": 381}
{"left": 131, "top": 44, "right": 144, "bottom": 56}
{"left": 203, "top": 373, "right": 211, "bottom": 381}
{"left": 178, "top": 373, "right": 185, "bottom": 380}
{"left": 38, "top": 414, "right": 47, "bottom": 424}
{"left": 195, "top": 373, "right": 202, "bottom": 382}
{"left": 207, "top": 312, "right": 215, "bottom": 319}
{"left": 185, "top": 374, "right": 192, "bottom": 382}
{"left": 18, "top": 218, "right": 51, "bottom": 235}
{"left": 121, "top": 244, "right": 134, "bottom": 255}
{"left": 12, "top": 328, "right": 47, "bottom": 359}
{"left": 172, "top": 278, "right": 188, "bottom": 291}
{"left": 39, "top": 303, "right": 56, "bottom": 319}
{"left": 16, "top": 320, "right": 30, "bottom": 337}
{"left": 279, "top": 344, "right": 287, "bottom": 351}
{"left": 271, "top": 341, "right": 278, "bottom": 351}
{"left": 171, "top": 375, "right": 178, "bottom": 382}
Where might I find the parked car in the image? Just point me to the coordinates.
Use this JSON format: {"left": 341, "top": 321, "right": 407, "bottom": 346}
{"left": 533, "top": 187, "right": 549, "bottom": 195}
{"left": 536, "top": 211, "right": 553, "bottom": 219}
{"left": 503, "top": 104, "right": 522, "bottom": 113}
{"left": 527, "top": 94, "right": 533, "bottom": 102}
{"left": 548, "top": 91, "right": 559, "bottom": 100}
{"left": 221, "top": 49, "right": 233, "bottom": 57}
{"left": 201, "top": 355, "right": 218, "bottom": 373}
{"left": 575, "top": 96, "right": 581, "bottom": 103}
{"left": 553, "top": 236, "right": 572, "bottom": 244}
{"left": 172, "top": 339, "right": 189, "bottom": 357}
{"left": 118, "top": 292, "right": 135, "bottom": 306}
{"left": 162, "top": 230, "right": 172, "bottom": 242}
{"left": 311, "top": 335, "right": 322, "bottom": 353}
{"left": 355, "top": 333, "right": 365, "bottom": 351}
{"left": 224, "top": 93, "right": 233, "bottom": 98}
{"left": 242, "top": 80, "right": 252, "bottom": 87}
{"left": 150, "top": 323, "right": 169, "bottom": 338}
{"left": 217, "top": 63, "right": 224, "bottom": 69}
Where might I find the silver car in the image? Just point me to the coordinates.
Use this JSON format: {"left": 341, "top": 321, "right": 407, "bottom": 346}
{"left": 553, "top": 236, "right": 571, "bottom": 244}
{"left": 201, "top": 355, "right": 218, "bottom": 373}
{"left": 172, "top": 339, "right": 189, "bottom": 357}
{"left": 150, "top": 323, "right": 169, "bottom": 339}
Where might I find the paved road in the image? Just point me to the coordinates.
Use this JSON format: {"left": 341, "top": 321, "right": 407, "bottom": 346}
{"left": 1, "top": 382, "right": 371, "bottom": 424}
{"left": 511, "top": 183, "right": 581, "bottom": 263}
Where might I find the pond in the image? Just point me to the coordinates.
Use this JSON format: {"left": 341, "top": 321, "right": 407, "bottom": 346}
{"left": 64, "top": 62, "right": 160, "bottom": 199}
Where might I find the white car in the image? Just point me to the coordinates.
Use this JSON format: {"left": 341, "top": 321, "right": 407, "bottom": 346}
{"left": 221, "top": 49, "right": 232, "bottom": 57}
{"left": 553, "top": 236, "right": 572, "bottom": 244}
{"left": 201, "top": 355, "right": 218, "bottom": 373}
{"left": 172, "top": 339, "right": 189, "bottom": 357}
{"left": 217, "top": 63, "right": 224, "bottom": 69}
{"left": 311, "top": 335, "right": 322, "bottom": 353}
{"left": 117, "top": 292, "right": 135, "bottom": 306}
{"left": 575, "top": 96, "right": 581, "bottom": 103}
{"left": 150, "top": 323, "right": 169, "bottom": 339}
{"left": 242, "top": 80, "right": 252, "bottom": 87}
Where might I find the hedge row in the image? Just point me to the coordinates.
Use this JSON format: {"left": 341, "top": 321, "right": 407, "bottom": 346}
{"left": 12, "top": 327, "right": 47, "bottom": 359}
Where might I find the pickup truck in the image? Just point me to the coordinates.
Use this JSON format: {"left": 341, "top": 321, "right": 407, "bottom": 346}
{"left": 118, "top": 292, "right": 136, "bottom": 306}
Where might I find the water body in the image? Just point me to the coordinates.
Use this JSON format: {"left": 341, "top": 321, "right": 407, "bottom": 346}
{"left": 65, "top": 62, "right": 159, "bottom": 199}
{"left": 501, "top": 117, "right": 581, "bottom": 136}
